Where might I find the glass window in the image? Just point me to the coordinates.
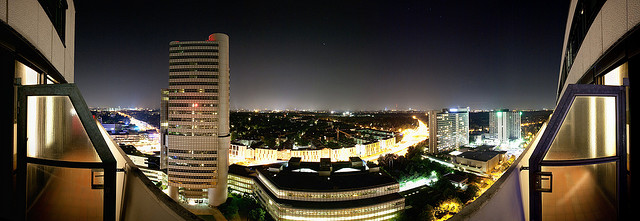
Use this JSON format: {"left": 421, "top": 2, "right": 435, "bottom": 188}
{"left": 26, "top": 164, "right": 103, "bottom": 220}
{"left": 15, "top": 61, "right": 40, "bottom": 85}
{"left": 541, "top": 162, "right": 617, "bottom": 220}
{"left": 27, "top": 96, "right": 102, "bottom": 162}
{"left": 559, "top": 0, "right": 607, "bottom": 90}
{"left": 602, "top": 63, "right": 628, "bottom": 86}
{"left": 544, "top": 96, "right": 617, "bottom": 160}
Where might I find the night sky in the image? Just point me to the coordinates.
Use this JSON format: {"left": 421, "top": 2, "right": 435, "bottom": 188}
{"left": 75, "top": 1, "right": 569, "bottom": 111}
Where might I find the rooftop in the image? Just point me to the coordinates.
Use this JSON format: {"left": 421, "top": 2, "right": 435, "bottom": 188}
{"left": 254, "top": 180, "right": 404, "bottom": 209}
{"left": 457, "top": 150, "right": 506, "bottom": 162}
{"left": 444, "top": 173, "right": 469, "bottom": 183}
{"left": 256, "top": 158, "right": 398, "bottom": 192}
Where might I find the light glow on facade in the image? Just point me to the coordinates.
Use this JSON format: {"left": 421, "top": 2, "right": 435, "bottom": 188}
{"left": 279, "top": 207, "right": 402, "bottom": 221}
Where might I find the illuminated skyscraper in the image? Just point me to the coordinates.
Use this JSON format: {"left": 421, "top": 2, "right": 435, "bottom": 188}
{"left": 489, "top": 109, "right": 521, "bottom": 145}
{"left": 428, "top": 107, "right": 469, "bottom": 153}
{"left": 165, "top": 33, "right": 230, "bottom": 206}
{"left": 160, "top": 89, "right": 169, "bottom": 170}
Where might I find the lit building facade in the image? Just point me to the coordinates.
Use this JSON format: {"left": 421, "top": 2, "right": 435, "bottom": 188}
{"left": 488, "top": 109, "right": 521, "bottom": 145}
{"left": 428, "top": 108, "right": 470, "bottom": 153}
{"left": 452, "top": 149, "right": 506, "bottom": 175}
{"left": 228, "top": 158, "right": 405, "bottom": 221}
{"left": 160, "top": 88, "right": 169, "bottom": 170}
{"left": 229, "top": 136, "right": 396, "bottom": 164}
{"left": 165, "top": 33, "right": 230, "bottom": 206}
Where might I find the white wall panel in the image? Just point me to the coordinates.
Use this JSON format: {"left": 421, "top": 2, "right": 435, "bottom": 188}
{"left": 583, "top": 13, "right": 603, "bottom": 71}
{"left": 6, "top": 0, "right": 75, "bottom": 82}
{"left": 36, "top": 8, "right": 53, "bottom": 61}
{"left": 601, "top": 0, "right": 628, "bottom": 50}
{"left": 8, "top": 0, "right": 39, "bottom": 45}
{"left": 629, "top": 0, "right": 640, "bottom": 31}
{"left": 0, "top": 0, "right": 7, "bottom": 22}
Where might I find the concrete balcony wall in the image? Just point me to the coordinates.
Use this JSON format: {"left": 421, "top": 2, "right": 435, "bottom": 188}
{"left": 120, "top": 166, "right": 202, "bottom": 221}
{"left": 451, "top": 123, "right": 547, "bottom": 221}
{"left": 96, "top": 122, "right": 202, "bottom": 221}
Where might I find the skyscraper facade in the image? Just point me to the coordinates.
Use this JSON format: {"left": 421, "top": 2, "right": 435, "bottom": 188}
{"left": 488, "top": 109, "right": 521, "bottom": 145}
{"left": 428, "top": 108, "right": 469, "bottom": 153}
{"left": 160, "top": 89, "right": 169, "bottom": 170}
{"left": 165, "top": 33, "right": 230, "bottom": 206}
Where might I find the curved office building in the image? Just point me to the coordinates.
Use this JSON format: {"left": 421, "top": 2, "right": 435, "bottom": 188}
{"left": 166, "top": 34, "right": 230, "bottom": 206}
{"left": 451, "top": 0, "right": 635, "bottom": 220}
{"left": 228, "top": 158, "right": 405, "bottom": 221}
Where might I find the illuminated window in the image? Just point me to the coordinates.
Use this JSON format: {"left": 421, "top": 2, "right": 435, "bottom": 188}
{"left": 15, "top": 61, "right": 40, "bottom": 85}
{"left": 600, "top": 63, "right": 628, "bottom": 86}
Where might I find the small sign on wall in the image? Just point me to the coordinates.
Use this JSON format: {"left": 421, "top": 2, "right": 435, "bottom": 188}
{"left": 91, "top": 169, "right": 104, "bottom": 189}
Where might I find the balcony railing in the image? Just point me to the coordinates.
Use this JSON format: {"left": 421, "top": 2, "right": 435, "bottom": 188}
{"left": 16, "top": 83, "right": 202, "bottom": 221}
{"left": 452, "top": 84, "right": 627, "bottom": 221}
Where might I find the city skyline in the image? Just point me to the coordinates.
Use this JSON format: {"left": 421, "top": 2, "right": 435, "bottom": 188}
{"left": 74, "top": 1, "right": 569, "bottom": 110}
{"left": 3, "top": 0, "right": 633, "bottom": 220}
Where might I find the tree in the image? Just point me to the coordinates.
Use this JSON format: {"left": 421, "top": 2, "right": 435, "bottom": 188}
{"left": 263, "top": 136, "right": 276, "bottom": 148}
{"left": 217, "top": 197, "right": 239, "bottom": 219}
{"left": 248, "top": 208, "right": 266, "bottom": 221}
{"left": 460, "top": 184, "right": 480, "bottom": 203}
{"left": 405, "top": 144, "right": 424, "bottom": 160}
{"left": 236, "top": 194, "right": 259, "bottom": 215}
{"left": 419, "top": 204, "right": 435, "bottom": 221}
{"left": 436, "top": 197, "right": 462, "bottom": 215}
{"left": 431, "top": 177, "right": 457, "bottom": 201}
{"left": 231, "top": 131, "right": 238, "bottom": 141}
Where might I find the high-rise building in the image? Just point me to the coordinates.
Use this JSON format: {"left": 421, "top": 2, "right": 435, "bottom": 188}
{"left": 488, "top": 109, "right": 521, "bottom": 145}
{"left": 160, "top": 89, "right": 169, "bottom": 170}
{"left": 165, "top": 33, "right": 230, "bottom": 206}
{"left": 428, "top": 107, "right": 469, "bottom": 153}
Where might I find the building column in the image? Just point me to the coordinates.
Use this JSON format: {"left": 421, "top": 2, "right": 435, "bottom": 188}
{"left": 168, "top": 185, "right": 179, "bottom": 201}
{"left": 209, "top": 136, "right": 230, "bottom": 206}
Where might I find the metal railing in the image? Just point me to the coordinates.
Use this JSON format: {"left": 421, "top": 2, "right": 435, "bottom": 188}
{"left": 16, "top": 83, "right": 202, "bottom": 221}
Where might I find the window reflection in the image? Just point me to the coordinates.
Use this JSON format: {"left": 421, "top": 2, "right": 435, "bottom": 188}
{"left": 544, "top": 96, "right": 617, "bottom": 161}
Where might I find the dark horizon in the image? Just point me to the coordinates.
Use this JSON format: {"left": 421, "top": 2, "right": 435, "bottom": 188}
{"left": 74, "top": 1, "right": 569, "bottom": 111}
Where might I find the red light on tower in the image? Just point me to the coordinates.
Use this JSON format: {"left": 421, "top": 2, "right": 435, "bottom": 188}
{"left": 207, "top": 34, "right": 216, "bottom": 41}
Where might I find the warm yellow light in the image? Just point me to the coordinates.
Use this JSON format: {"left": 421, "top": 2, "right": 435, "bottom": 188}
{"left": 603, "top": 65, "right": 622, "bottom": 86}
{"left": 27, "top": 97, "right": 38, "bottom": 157}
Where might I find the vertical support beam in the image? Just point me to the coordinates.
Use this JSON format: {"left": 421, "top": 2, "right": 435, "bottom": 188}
{"left": 0, "top": 47, "right": 17, "bottom": 221}
{"left": 15, "top": 73, "right": 27, "bottom": 221}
